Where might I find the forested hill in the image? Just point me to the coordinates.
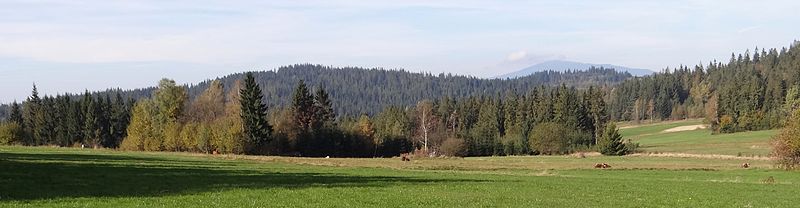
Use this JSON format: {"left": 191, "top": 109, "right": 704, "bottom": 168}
{"left": 91, "top": 65, "right": 631, "bottom": 117}
{"left": 608, "top": 41, "right": 800, "bottom": 133}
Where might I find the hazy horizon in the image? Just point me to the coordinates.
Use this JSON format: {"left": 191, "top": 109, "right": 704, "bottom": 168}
{"left": 2, "top": 0, "right": 800, "bottom": 102}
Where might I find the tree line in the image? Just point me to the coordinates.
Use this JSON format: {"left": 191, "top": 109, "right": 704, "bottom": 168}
{"left": 0, "top": 72, "right": 632, "bottom": 157}
{"left": 0, "top": 85, "right": 132, "bottom": 148}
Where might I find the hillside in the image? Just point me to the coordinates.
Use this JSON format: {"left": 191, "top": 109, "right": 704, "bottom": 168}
{"left": 497, "top": 60, "right": 654, "bottom": 78}
{"left": 619, "top": 119, "right": 776, "bottom": 156}
{"left": 85, "top": 65, "right": 631, "bottom": 117}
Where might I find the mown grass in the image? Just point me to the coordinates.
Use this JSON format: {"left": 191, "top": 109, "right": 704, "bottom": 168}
{"left": 620, "top": 119, "right": 776, "bottom": 156}
{"left": 1, "top": 146, "right": 797, "bottom": 207}
{"left": 618, "top": 119, "right": 704, "bottom": 138}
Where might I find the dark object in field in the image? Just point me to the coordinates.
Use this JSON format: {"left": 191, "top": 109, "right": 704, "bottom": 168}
{"left": 401, "top": 153, "right": 411, "bottom": 162}
{"left": 594, "top": 163, "right": 611, "bottom": 168}
{"left": 741, "top": 163, "right": 750, "bottom": 168}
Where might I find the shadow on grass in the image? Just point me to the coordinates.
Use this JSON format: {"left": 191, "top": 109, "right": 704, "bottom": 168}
{"left": 0, "top": 152, "right": 484, "bottom": 201}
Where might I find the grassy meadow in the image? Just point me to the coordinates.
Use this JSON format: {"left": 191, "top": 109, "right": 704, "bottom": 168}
{"left": 620, "top": 119, "right": 777, "bottom": 157}
{"left": 1, "top": 120, "right": 796, "bottom": 207}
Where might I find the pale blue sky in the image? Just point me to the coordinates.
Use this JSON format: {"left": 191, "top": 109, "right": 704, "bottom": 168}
{"left": 2, "top": 0, "right": 799, "bottom": 102}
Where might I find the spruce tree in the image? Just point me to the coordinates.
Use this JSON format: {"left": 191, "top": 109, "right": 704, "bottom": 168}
{"left": 110, "top": 92, "right": 130, "bottom": 148}
{"left": 39, "top": 96, "right": 56, "bottom": 145}
{"left": 291, "top": 80, "right": 315, "bottom": 155}
{"left": 239, "top": 72, "right": 272, "bottom": 155}
{"left": 9, "top": 101, "right": 22, "bottom": 126}
{"left": 313, "top": 85, "right": 335, "bottom": 128}
{"left": 471, "top": 99, "right": 500, "bottom": 156}
{"left": 597, "top": 122, "right": 626, "bottom": 156}
{"left": 311, "top": 85, "right": 336, "bottom": 156}
{"left": 82, "top": 93, "right": 99, "bottom": 146}
{"left": 97, "top": 95, "right": 113, "bottom": 147}
{"left": 292, "top": 80, "right": 315, "bottom": 131}
{"left": 22, "top": 84, "right": 42, "bottom": 145}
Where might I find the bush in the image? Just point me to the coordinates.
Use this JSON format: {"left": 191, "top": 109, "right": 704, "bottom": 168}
{"left": 773, "top": 108, "right": 800, "bottom": 169}
{"left": 624, "top": 139, "right": 640, "bottom": 154}
{"left": 530, "top": 122, "right": 584, "bottom": 155}
{"left": 440, "top": 137, "right": 466, "bottom": 157}
{"left": 718, "top": 115, "right": 736, "bottom": 133}
{"left": 0, "top": 122, "right": 23, "bottom": 145}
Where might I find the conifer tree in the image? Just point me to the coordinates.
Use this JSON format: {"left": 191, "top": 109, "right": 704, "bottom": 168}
{"left": 9, "top": 101, "right": 22, "bottom": 126}
{"left": 292, "top": 80, "right": 315, "bottom": 131}
{"left": 110, "top": 92, "right": 131, "bottom": 148}
{"left": 313, "top": 85, "right": 335, "bottom": 129}
{"left": 22, "top": 84, "right": 42, "bottom": 145}
{"left": 471, "top": 99, "right": 500, "bottom": 156}
{"left": 597, "top": 123, "right": 626, "bottom": 156}
{"left": 39, "top": 96, "right": 56, "bottom": 145}
{"left": 83, "top": 93, "right": 100, "bottom": 146}
{"left": 239, "top": 72, "right": 272, "bottom": 154}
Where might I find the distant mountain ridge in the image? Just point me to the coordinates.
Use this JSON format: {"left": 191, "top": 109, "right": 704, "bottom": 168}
{"left": 497, "top": 60, "right": 654, "bottom": 78}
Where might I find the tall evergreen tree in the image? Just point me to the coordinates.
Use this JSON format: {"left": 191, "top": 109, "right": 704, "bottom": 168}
{"left": 97, "top": 95, "right": 113, "bottom": 147}
{"left": 82, "top": 93, "right": 100, "bottom": 146}
{"left": 110, "top": 92, "right": 131, "bottom": 148}
{"left": 471, "top": 99, "right": 501, "bottom": 156}
{"left": 313, "top": 85, "right": 335, "bottom": 129}
{"left": 53, "top": 96, "right": 72, "bottom": 146}
{"left": 239, "top": 72, "right": 272, "bottom": 155}
{"left": 292, "top": 80, "right": 315, "bottom": 131}
{"left": 22, "top": 84, "right": 42, "bottom": 145}
{"left": 39, "top": 96, "right": 56, "bottom": 145}
{"left": 9, "top": 101, "right": 22, "bottom": 126}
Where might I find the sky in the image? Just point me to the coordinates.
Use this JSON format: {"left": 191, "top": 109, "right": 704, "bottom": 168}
{"left": 1, "top": 0, "right": 800, "bottom": 103}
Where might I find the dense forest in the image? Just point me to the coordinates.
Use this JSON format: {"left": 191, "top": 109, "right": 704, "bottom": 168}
{"left": 1, "top": 41, "right": 799, "bottom": 157}
{"left": 14, "top": 66, "right": 628, "bottom": 118}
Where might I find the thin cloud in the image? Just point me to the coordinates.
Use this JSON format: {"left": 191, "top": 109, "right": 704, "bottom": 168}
{"left": 506, "top": 51, "right": 527, "bottom": 62}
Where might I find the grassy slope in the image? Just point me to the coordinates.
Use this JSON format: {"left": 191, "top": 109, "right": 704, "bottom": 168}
{"left": 620, "top": 119, "right": 776, "bottom": 156}
{"left": 1, "top": 146, "right": 797, "bottom": 207}
{"left": 618, "top": 119, "right": 705, "bottom": 137}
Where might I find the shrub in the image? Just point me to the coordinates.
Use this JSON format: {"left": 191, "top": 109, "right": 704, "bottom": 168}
{"left": 0, "top": 122, "right": 23, "bottom": 145}
{"left": 530, "top": 122, "right": 574, "bottom": 155}
{"left": 440, "top": 137, "right": 466, "bottom": 157}
{"left": 773, "top": 108, "right": 800, "bottom": 169}
{"left": 624, "top": 139, "right": 640, "bottom": 154}
{"left": 718, "top": 115, "right": 736, "bottom": 133}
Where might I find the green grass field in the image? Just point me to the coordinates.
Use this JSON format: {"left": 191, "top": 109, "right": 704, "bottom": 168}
{"left": 1, "top": 145, "right": 797, "bottom": 207}
{"left": 620, "top": 119, "right": 777, "bottom": 156}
